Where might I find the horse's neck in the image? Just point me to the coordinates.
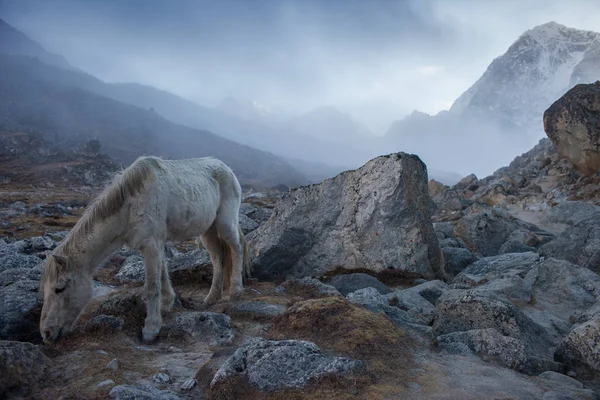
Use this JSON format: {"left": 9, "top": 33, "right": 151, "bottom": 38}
{"left": 66, "top": 213, "right": 127, "bottom": 274}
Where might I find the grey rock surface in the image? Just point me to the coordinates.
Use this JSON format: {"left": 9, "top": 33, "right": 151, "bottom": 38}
{"left": 210, "top": 338, "right": 364, "bottom": 392}
{"left": 249, "top": 153, "right": 444, "bottom": 280}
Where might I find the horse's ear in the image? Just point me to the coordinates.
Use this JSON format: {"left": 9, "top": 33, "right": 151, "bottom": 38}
{"left": 52, "top": 254, "right": 69, "bottom": 268}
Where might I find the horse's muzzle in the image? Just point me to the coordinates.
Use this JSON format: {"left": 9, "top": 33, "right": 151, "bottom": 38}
{"left": 41, "top": 326, "right": 64, "bottom": 343}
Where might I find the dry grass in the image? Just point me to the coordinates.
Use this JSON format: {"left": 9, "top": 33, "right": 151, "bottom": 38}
{"left": 204, "top": 297, "right": 417, "bottom": 399}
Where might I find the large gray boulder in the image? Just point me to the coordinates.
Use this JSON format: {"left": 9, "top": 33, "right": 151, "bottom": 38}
{"left": 454, "top": 205, "right": 549, "bottom": 257}
{"left": 442, "top": 247, "right": 476, "bottom": 276}
{"left": 329, "top": 273, "right": 391, "bottom": 296}
{"left": 159, "top": 312, "right": 234, "bottom": 346}
{"left": 433, "top": 289, "right": 555, "bottom": 358}
{"left": 249, "top": 153, "right": 444, "bottom": 281}
{"left": 436, "top": 328, "right": 527, "bottom": 370}
{"left": 210, "top": 338, "right": 364, "bottom": 392}
{"left": 539, "top": 218, "right": 600, "bottom": 273}
{"left": 543, "top": 81, "right": 600, "bottom": 175}
{"left": 346, "top": 287, "right": 429, "bottom": 332}
{"left": 524, "top": 258, "right": 600, "bottom": 322}
{"left": 392, "top": 280, "right": 449, "bottom": 325}
{"left": 0, "top": 276, "right": 42, "bottom": 342}
{"left": 547, "top": 201, "right": 600, "bottom": 226}
{"left": 554, "top": 317, "right": 600, "bottom": 376}
{"left": 0, "top": 341, "right": 49, "bottom": 397}
{"left": 453, "top": 252, "right": 541, "bottom": 303}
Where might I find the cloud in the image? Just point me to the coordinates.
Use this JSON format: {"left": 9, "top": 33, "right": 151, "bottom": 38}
{"left": 1, "top": 0, "right": 600, "bottom": 135}
{"left": 416, "top": 65, "right": 444, "bottom": 76}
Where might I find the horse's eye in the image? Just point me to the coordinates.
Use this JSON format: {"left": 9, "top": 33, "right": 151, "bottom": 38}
{"left": 55, "top": 287, "right": 66, "bottom": 294}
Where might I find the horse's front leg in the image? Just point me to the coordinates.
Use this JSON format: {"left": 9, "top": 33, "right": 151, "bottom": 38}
{"left": 141, "top": 243, "right": 164, "bottom": 343}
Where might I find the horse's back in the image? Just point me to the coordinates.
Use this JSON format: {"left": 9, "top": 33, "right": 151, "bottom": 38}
{"left": 135, "top": 157, "right": 241, "bottom": 241}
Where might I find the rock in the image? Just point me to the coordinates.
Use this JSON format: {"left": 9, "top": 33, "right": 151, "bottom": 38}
{"left": 554, "top": 317, "right": 600, "bottom": 375}
{"left": 0, "top": 267, "right": 42, "bottom": 286}
{"left": 115, "top": 259, "right": 145, "bottom": 283}
{"left": 547, "top": 201, "right": 600, "bottom": 226}
{"left": 82, "top": 291, "right": 146, "bottom": 335}
{"left": 538, "top": 371, "right": 583, "bottom": 389}
{"left": 210, "top": 338, "right": 364, "bottom": 392}
{"left": 107, "top": 358, "right": 120, "bottom": 370}
{"left": 406, "top": 279, "right": 449, "bottom": 305}
{"left": 160, "top": 312, "right": 234, "bottom": 346}
{"left": 439, "top": 237, "right": 467, "bottom": 249}
{"left": 346, "top": 287, "right": 428, "bottom": 331}
{"left": 180, "top": 379, "right": 197, "bottom": 391}
{"left": 97, "top": 379, "right": 116, "bottom": 388}
{"left": 430, "top": 188, "right": 466, "bottom": 218}
{"left": 543, "top": 81, "right": 600, "bottom": 175}
{"left": 436, "top": 328, "right": 527, "bottom": 370}
{"left": 167, "top": 249, "right": 212, "bottom": 284}
{"left": 227, "top": 301, "right": 286, "bottom": 319}
{"left": 506, "top": 228, "right": 555, "bottom": 247}
{"left": 0, "top": 278, "right": 42, "bottom": 342}
{"left": 455, "top": 174, "right": 479, "bottom": 191}
{"left": 433, "top": 222, "right": 455, "bottom": 240}
{"left": 499, "top": 240, "right": 536, "bottom": 254}
{"left": 24, "top": 235, "right": 58, "bottom": 253}
{"left": 0, "top": 341, "right": 49, "bottom": 397}
{"left": 453, "top": 252, "right": 540, "bottom": 288}
{"left": 524, "top": 258, "right": 600, "bottom": 322}
{"left": 249, "top": 153, "right": 444, "bottom": 280}
{"left": 109, "top": 385, "right": 182, "bottom": 400}
{"left": 85, "top": 315, "right": 125, "bottom": 332}
{"left": 239, "top": 213, "right": 260, "bottom": 234}
{"left": 346, "top": 287, "right": 389, "bottom": 307}
{"left": 454, "top": 205, "right": 545, "bottom": 257}
{"left": 571, "top": 303, "right": 600, "bottom": 325}
{"left": 442, "top": 247, "right": 476, "bottom": 276}
{"left": 240, "top": 203, "right": 273, "bottom": 224}
{"left": 539, "top": 218, "right": 600, "bottom": 273}
{"left": 329, "top": 273, "right": 392, "bottom": 296}
{"left": 392, "top": 281, "right": 449, "bottom": 325}
{"left": 153, "top": 373, "right": 171, "bottom": 384}
{"left": 0, "top": 253, "right": 42, "bottom": 272}
{"left": 275, "top": 277, "right": 342, "bottom": 297}
{"left": 433, "top": 289, "right": 555, "bottom": 358}
{"left": 428, "top": 179, "right": 447, "bottom": 197}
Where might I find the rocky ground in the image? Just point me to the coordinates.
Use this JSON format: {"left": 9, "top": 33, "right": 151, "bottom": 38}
{"left": 1, "top": 156, "right": 600, "bottom": 399}
{"left": 2, "top": 85, "right": 600, "bottom": 399}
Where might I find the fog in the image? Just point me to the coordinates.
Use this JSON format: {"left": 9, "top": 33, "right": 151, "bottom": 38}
{"left": 2, "top": 0, "right": 600, "bottom": 182}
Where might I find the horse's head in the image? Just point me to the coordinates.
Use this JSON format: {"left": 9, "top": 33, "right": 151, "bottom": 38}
{"left": 39, "top": 254, "right": 93, "bottom": 343}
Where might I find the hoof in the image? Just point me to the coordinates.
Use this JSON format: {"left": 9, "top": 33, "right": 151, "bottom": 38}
{"left": 229, "top": 291, "right": 243, "bottom": 302}
{"left": 142, "top": 327, "right": 159, "bottom": 344}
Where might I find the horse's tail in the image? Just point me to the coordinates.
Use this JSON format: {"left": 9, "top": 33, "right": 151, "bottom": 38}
{"left": 238, "top": 225, "right": 252, "bottom": 283}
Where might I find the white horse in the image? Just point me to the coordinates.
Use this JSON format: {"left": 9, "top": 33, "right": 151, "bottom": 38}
{"left": 39, "top": 156, "right": 251, "bottom": 343}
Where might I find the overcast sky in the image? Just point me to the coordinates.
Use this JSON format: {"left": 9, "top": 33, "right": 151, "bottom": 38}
{"left": 2, "top": 0, "right": 600, "bottom": 134}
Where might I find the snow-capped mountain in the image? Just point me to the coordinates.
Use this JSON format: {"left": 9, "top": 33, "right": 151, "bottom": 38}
{"left": 450, "top": 21, "right": 600, "bottom": 134}
{"left": 385, "top": 22, "right": 600, "bottom": 178}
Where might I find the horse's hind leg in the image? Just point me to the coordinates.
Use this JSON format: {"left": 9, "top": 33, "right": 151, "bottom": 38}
{"left": 200, "top": 224, "right": 224, "bottom": 307}
{"left": 215, "top": 212, "right": 244, "bottom": 301}
{"left": 140, "top": 241, "right": 165, "bottom": 343}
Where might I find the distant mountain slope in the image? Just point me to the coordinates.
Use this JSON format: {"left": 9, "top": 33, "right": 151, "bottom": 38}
{"left": 285, "top": 106, "right": 374, "bottom": 144}
{"left": 0, "top": 18, "right": 73, "bottom": 70}
{"left": 0, "top": 54, "right": 308, "bottom": 187}
{"left": 0, "top": 19, "right": 366, "bottom": 180}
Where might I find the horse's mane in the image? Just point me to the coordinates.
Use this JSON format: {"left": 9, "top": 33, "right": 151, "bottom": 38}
{"left": 47, "top": 156, "right": 164, "bottom": 275}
